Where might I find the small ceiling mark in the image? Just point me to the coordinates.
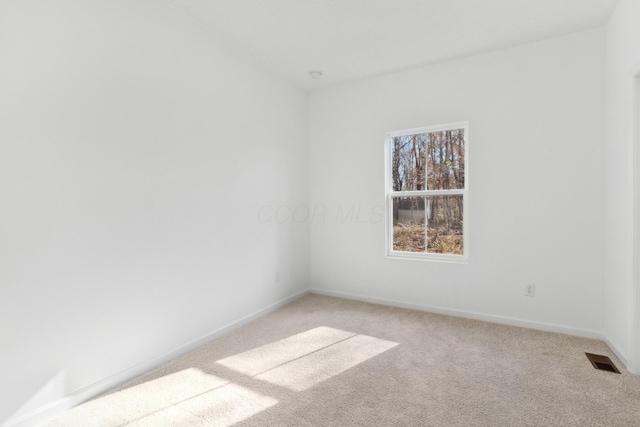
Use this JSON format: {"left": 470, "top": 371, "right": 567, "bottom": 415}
{"left": 309, "top": 70, "right": 323, "bottom": 79}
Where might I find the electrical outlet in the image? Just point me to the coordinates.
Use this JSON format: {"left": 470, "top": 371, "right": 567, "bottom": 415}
{"left": 275, "top": 272, "right": 280, "bottom": 283}
{"left": 525, "top": 283, "right": 535, "bottom": 297}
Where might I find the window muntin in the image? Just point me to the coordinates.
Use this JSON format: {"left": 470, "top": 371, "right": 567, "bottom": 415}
{"left": 385, "top": 122, "right": 468, "bottom": 261}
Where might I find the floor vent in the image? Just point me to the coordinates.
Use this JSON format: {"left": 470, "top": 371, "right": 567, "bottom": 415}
{"left": 585, "top": 353, "right": 620, "bottom": 374}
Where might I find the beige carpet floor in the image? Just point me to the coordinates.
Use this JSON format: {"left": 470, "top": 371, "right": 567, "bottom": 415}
{"left": 40, "top": 294, "right": 640, "bottom": 426}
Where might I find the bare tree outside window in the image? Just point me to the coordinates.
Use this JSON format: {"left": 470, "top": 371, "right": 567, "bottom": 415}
{"left": 386, "top": 124, "right": 467, "bottom": 259}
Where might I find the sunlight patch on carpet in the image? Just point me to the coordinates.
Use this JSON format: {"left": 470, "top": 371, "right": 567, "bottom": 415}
{"left": 43, "top": 369, "right": 230, "bottom": 426}
{"left": 217, "top": 327, "right": 398, "bottom": 391}
{"left": 216, "top": 326, "right": 356, "bottom": 376}
{"left": 175, "top": 383, "right": 278, "bottom": 427}
{"left": 56, "top": 329, "right": 396, "bottom": 426}
{"left": 100, "top": 369, "right": 278, "bottom": 427}
{"left": 123, "top": 406, "right": 209, "bottom": 427}
{"left": 256, "top": 334, "right": 398, "bottom": 391}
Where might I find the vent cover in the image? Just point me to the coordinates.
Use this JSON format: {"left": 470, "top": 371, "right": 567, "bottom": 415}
{"left": 585, "top": 353, "right": 620, "bottom": 374}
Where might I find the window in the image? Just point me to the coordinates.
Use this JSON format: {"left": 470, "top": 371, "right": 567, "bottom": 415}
{"left": 385, "top": 122, "right": 468, "bottom": 262}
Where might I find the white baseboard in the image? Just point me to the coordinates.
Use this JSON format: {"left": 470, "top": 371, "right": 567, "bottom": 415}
{"left": 310, "top": 289, "right": 640, "bottom": 374}
{"left": 2, "top": 289, "right": 309, "bottom": 427}
{"left": 313, "top": 289, "right": 635, "bottom": 374}
{"left": 310, "top": 288, "right": 606, "bottom": 339}
{"left": 600, "top": 335, "right": 629, "bottom": 370}
{"left": 310, "top": 288, "right": 640, "bottom": 372}
{"left": 6, "top": 286, "right": 632, "bottom": 427}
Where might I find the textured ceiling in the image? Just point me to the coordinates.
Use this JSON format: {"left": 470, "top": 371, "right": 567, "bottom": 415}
{"left": 163, "top": 0, "right": 619, "bottom": 91}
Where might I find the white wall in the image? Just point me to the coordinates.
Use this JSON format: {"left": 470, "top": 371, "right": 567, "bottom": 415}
{"left": 309, "top": 29, "right": 605, "bottom": 335}
{"left": 603, "top": 0, "right": 640, "bottom": 371}
{"left": 0, "top": 0, "right": 308, "bottom": 424}
{"left": 0, "top": 1, "right": 629, "bottom": 423}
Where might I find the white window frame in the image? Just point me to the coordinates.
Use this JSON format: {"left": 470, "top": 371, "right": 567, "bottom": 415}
{"left": 384, "top": 121, "right": 469, "bottom": 263}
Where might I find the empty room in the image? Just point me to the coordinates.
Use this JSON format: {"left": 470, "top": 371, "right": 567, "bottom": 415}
{"left": 2, "top": 0, "right": 640, "bottom": 426}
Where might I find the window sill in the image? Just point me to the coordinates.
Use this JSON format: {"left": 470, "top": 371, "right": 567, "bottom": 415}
{"left": 386, "top": 251, "right": 469, "bottom": 264}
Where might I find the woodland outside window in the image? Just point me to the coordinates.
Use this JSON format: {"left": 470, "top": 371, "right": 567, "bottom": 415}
{"left": 385, "top": 122, "right": 468, "bottom": 262}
